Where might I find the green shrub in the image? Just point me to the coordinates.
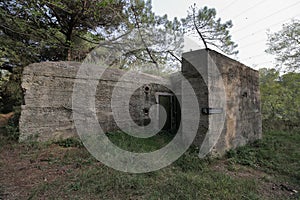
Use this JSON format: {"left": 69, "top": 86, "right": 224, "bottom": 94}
{"left": 173, "top": 147, "right": 208, "bottom": 172}
{"left": 0, "top": 68, "right": 23, "bottom": 114}
{"left": 226, "top": 130, "right": 300, "bottom": 181}
{"left": 55, "top": 137, "right": 84, "bottom": 148}
{"left": 3, "top": 107, "right": 21, "bottom": 141}
{"left": 0, "top": 67, "right": 23, "bottom": 141}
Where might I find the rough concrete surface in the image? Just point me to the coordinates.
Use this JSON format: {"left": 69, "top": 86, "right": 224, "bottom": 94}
{"left": 19, "top": 49, "right": 262, "bottom": 156}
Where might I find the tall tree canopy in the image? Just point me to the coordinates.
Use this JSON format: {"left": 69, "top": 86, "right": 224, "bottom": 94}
{"left": 89, "top": 0, "right": 184, "bottom": 73}
{"left": 0, "top": 0, "right": 238, "bottom": 72}
{"left": 0, "top": 0, "right": 240, "bottom": 115}
{"left": 0, "top": 0, "right": 126, "bottom": 70}
{"left": 259, "top": 68, "right": 300, "bottom": 129}
{"left": 182, "top": 5, "right": 238, "bottom": 55}
{"left": 266, "top": 19, "right": 300, "bottom": 72}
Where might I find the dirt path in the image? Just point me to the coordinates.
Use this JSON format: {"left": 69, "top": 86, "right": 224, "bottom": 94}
{"left": 0, "top": 143, "right": 76, "bottom": 199}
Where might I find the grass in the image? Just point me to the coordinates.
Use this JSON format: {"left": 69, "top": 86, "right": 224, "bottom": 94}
{"left": 226, "top": 130, "right": 300, "bottom": 185}
{"left": 0, "top": 130, "right": 299, "bottom": 199}
{"left": 27, "top": 162, "right": 260, "bottom": 200}
{"left": 106, "top": 130, "right": 175, "bottom": 152}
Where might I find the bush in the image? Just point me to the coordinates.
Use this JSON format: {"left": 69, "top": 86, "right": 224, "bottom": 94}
{"left": 263, "top": 119, "right": 300, "bottom": 131}
{"left": 3, "top": 107, "right": 21, "bottom": 141}
{"left": 54, "top": 138, "right": 84, "bottom": 148}
{"left": 0, "top": 68, "right": 23, "bottom": 114}
{"left": 0, "top": 67, "right": 23, "bottom": 141}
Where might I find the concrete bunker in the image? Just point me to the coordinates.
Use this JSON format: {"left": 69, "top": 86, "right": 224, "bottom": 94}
{"left": 19, "top": 49, "right": 262, "bottom": 156}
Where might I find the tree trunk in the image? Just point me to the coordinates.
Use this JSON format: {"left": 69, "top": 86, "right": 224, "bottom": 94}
{"left": 65, "top": 30, "right": 73, "bottom": 61}
{"left": 67, "top": 48, "right": 72, "bottom": 61}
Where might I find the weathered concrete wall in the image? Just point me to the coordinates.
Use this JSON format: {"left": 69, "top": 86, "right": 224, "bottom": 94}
{"left": 182, "top": 49, "right": 262, "bottom": 155}
{"left": 20, "top": 49, "right": 262, "bottom": 157}
{"left": 19, "top": 62, "right": 171, "bottom": 141}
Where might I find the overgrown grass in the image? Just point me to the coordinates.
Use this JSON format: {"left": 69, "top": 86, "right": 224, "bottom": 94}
{"left": 227, "top": 130, "right": 300, "bottom": 185}
{"left": 29, "top": 158, "right": 260, "bottom": 200}
{"left": 1, "top": 130, "right": 299, "bottom": 199}
{"left": 106, "top": 131, "right": 175, "bottom": 152}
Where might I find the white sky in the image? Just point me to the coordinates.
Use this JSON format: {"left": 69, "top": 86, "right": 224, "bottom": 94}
{"left": 152, "top": 0, "right": 300, "bottom": 70}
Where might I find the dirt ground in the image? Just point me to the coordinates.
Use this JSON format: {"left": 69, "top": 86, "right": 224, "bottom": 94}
{"left": 0, "top": 137, "right": 298, "bottom": 199}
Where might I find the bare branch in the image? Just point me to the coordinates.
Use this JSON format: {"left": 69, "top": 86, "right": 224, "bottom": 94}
{"left": 166, "top": 50, "right": 182, "bottom": 63}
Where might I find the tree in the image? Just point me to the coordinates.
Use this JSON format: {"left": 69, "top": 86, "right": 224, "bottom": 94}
{"left": 0, "top": 0, "right": 126, "bottom": 70}
{"left": 266, "top": 19, "right": 300, "bottom": 72}
{"left": 259, "top": 68, "right": 284, "bottom": 121}
{"left": 280, "top": 72, "right": 300, "bottom": 123}
{"left": 0, "top": 0, "right": 184, "bottom": 74}
{"left": 181, "top": 4, "right": 238, "bottom": 55}
{"left": 1, "top": 1, "right": 238, "bottom": 74}
{"left": 259, "top": 68, "right": 300, "bottom": 129}
{"left": 86, "top": 0, "right": 184, "bottom": 74}
{"left": 97, "top": 2, "right": 238, "bottom": 73}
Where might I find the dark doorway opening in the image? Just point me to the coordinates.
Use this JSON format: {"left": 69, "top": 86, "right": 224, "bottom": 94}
{"left": 159, "top": 95, "right": 172, "bottom": 130}
{"left": 158, "top": 94, "right": 181, "bottom": 132}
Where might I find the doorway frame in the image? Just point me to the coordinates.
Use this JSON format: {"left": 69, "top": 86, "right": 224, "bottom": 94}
{"left": 155, "top": 92, "right": 174, "bottom": 131}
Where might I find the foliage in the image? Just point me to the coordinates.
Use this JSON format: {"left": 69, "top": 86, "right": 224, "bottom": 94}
{"left": 2, "top": 129, "right": 297, "bottom": 199}
{"left": 226, "top": 130, "right": 300, "bottom": 185}
{"left": 0, "top": 68, "right": 23, "bottom": 114}
{"left": 259, "top": 68, "right": 300, "bottom": 130}
{"left": 0, "top": 70, "right": 10, "bottom": 108}
{"left": 173, "top": 146, "right": 208, "bottom": 172}
{"left": 0, "top": 0, "right": 126, "bottom": 69}
{"left": 106, "top": 130, "right": 174, "bottom": 152}
{"left": 85, "top": 2, "right": 239, "bottom": 73}
{"left": 0, "top": 0, "right": 185, "bottom": 74}
{"left": 85, "top": 0, "right": 184, "bottom": 74}
{"left": 3, "top": 107, "right": 21, "bottom": 141}
{"left": 0, "top": 1, "right": 240, "bottom": 131}
{"left": 182, "top": 5, "right": 238, "bottom": 55}
{"left": 24, "top": 142, "right": 260, "bottom": 199}
{"left": 54, "top": 138, "right": 83, "bottom": 148}
{"left": 0, "top": 68, "right": 23, "bottom": 142}
{"left": 266, "top": 19, "right": 300, "bottom": 72}
{"left": 1, "top": 0, "right": 238, "bottom": 73}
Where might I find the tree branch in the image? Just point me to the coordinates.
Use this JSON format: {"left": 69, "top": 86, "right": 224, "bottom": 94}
{"left": 192, "top": 5, "right": 208, "bottom": 50}
{"left": 166, "top": 50, "right": 182, "bottom": 63}
{"left": 131, "top": 6, "right": 159, "bottom": 69}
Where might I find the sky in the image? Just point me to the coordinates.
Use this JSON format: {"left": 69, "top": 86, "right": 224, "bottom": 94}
{"left": 151, "top": 0, "right": 300, "bottom": 70}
